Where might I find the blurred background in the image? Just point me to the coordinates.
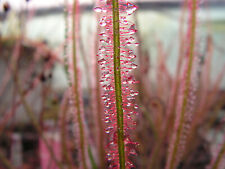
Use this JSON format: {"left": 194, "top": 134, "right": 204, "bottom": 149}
{"left": 0, "top": 0, "right": 224, "bottom": 169}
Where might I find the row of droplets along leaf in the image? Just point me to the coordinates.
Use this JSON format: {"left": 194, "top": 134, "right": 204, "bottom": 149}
{"left": 95, "top": 0, "right": 139, "bottom": 168}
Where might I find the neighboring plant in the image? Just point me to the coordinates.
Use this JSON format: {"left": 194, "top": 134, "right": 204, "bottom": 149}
{"left": 71, "top": 0, "right": 88, "bottom": 168}
{"left": 134, "top": 1, "right": 225, "bottom": 169}
{"left": 165, "top": 0, "right": 198, "bottom": 168}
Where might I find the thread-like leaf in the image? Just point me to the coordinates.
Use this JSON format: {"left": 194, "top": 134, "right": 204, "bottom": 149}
{"left": 166, "top": 0, "right": 198, "bottom": 169}
{"left": 72, "top": 0, "right": 88, "bottom": 168}
{"left": 95, "top": 0, "right": 139, "bottom": 168}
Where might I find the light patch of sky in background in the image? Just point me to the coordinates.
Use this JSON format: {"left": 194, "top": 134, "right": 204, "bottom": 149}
{"left": 0, "top": 0, "right": 178, "bottom": 12}
{"left": 0, "top": 0, "right": 94, "bottom": 12}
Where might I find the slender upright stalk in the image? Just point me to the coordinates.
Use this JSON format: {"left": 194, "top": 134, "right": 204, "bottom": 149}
{"left": 96, "top": 70, "right": 106, "bottom": 169}
{"left": 95, "top": 33, "right": 106, "bottom": 169}
{"left": 60, "top": 97, "right": 73, "bottom": 169}
{"left": 72, "top": 0, "right": 87, "bottom": 169}
{"left": 112, "top": 0, "right": 125, "bottom": 168}
{"left": 167, "top": 0, "right": 197, "bottom": 169}
{"left": 88, "top": 146, "right": 98, "bottom": 169}
{"left": 0, "top": 151, "right": 15, "bottom": 169}
{"left": 212, "top": 142, "right": 225, "bottom": 169}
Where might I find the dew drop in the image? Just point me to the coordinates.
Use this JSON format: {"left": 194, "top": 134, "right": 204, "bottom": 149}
{"left": 99, "top": 32, "right": 106, "bottom": 36}
{"left": 94, "top": 7, "right": 102, "bottom": 12}
{"left": 134, "top": 42, "right": 139, "bottom": 46}
{"left": 106, "top": 153, "right": 112, "bottom": 160}
{"left": 127, "top": 103, "right": 132, "bottom": 107}
{"left": 99, "top": 46, "right": 106, "bottom": 52}
{"left": 126, "top": 42, "right": 132, "bottom": 46}
{"left": 134, "top": 104, "right": 139, "bottom": 109}
{"left": 110, "top": 141, "right": 115, "bottom": 145}
{"left": 106, "top": 37, "right": 112, "bottom": 44}
{"left": 99, "top": 16, "right": 107, "bottom": 27}
{"left": 127, "top": 114, "right": 131, "bottom": 119}
{"left": 102, "top": 8, "right": 107, "bottom": 13}
{"left": 105, "top": 127, "right": 113, "bottom": 134}
{"left": 129, "top": 52, "right": 136, "bottom": 59}
{"left": 126, "top": 161, "right": 135, "bottom": 168}
{"left": 98, "top": 58, "right": 107, "bottom": 65}
{"left": 105, "top": 74, "right": 111, "bottom": 78}
{"left": 128, "top": 24, "right": 137, "bottom": 35}
{"left": 100, "top": 39, "right": 106, "bottom": 43}
{"left": 126, "top": 2, "right": 137, "bottom": 15}
{"left": 100, "top": 21, "right": 106, "bottom": 27}
{"left": 129, "top": 37, "right": 135, "bottom": 42}
{"left": 131, "top": 63, "right": 138, "bottom": 69}
{"left": 129, "top": 149, "right": 137, "bottom": 156}
{"left": 127, "top": 96, "right": 134, "bottom": 101}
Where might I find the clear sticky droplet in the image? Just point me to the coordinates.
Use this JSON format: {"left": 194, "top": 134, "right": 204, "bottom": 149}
{"left": 100, "top": 39, "right": 106, "bottom": 43}
{"left": 129, "top": 149, "right": 137, "bottom": 156}
{"left": 100, "top": 21, "right": 106, "bottom": 27}
{"left": 134, "top": 42, "right": 139, "bottom": 46}
{"left": 98, "top": 58, "right": 107, "bottom": 65}
{"left": 127, "top": 103, "right": 132, "bottom": 107}
{"left": 106, "top": 153, "right": 112, "bottom": 160}
{"left": 134, "top": 104, "right": 139, "bottom": 109}
{"left": 94, "top": 7, "right": 102, "bottom": 12}
{"left": 106, "top": 37, "right": 112, "bottom": 44}
{"left": 105, "top": 118, "right": 110, "bottom": 123}
{"left": 105, "top": 127, "right": 113, "bottom": 134}
{"left": 126, "top": 2, "right": 137, "bottom": 15}
{"left": 126, "top": 42, "right": 132, "bottom": 46}
{"left": 99, "top": 16, "right": 107, "bottom": 27}
{"left": 129, "top": 53, "right": 136, "bottom": 59}
{"left": 128, "top": 24, "right": 137, "bottom": 35}
{"left": 129, "top": 37, "right": 135, "bottom": 42}
{"left": 131, "top": 63, "right": 138, "bottom": 69}
{"left": 99, "top": 32, "right": 106, "bottom": 36}
{"left": 99, "top": 46, "right": 106, "bottom": 52}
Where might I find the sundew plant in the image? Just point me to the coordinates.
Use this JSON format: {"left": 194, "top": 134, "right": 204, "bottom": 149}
{"left": 94, "top": 0, "right": 139, "bottom": 168}
{"left": 0, "top": 0, "right": 225, "bottom": 169}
